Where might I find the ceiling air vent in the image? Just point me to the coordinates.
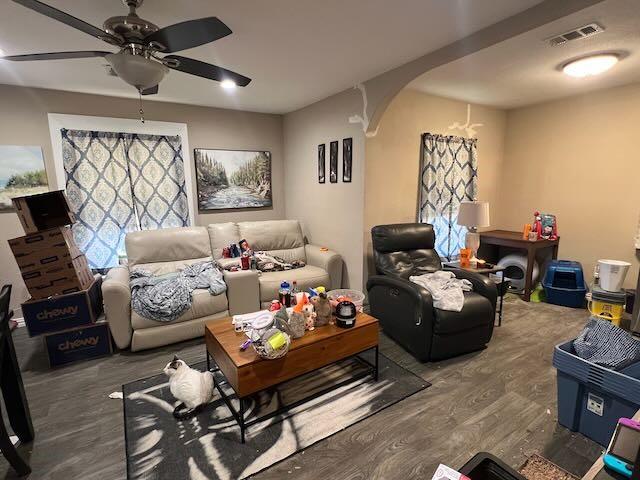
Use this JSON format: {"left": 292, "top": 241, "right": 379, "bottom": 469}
{"left": 547, "top": 23, "right": 604, "bottom": 46}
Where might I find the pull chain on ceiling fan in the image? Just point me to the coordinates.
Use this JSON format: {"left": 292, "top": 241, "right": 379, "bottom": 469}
{"left": 2, "top": 0, "right": 252, "bottom": 98}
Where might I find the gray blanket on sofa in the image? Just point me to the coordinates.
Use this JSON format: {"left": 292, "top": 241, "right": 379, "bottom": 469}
{"left": 130, "top": 261, "right": 226, "bottom": 323}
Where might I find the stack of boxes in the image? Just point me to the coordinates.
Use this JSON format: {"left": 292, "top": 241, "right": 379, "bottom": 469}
{"left": 8, "top": 191, "right": 112, "bottom": 367}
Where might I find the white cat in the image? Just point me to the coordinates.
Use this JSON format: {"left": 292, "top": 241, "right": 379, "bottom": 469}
{"left": 163, "top": 355, "right": 215, "bottom": 419}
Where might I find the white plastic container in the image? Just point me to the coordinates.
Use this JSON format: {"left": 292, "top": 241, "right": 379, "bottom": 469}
{"left": 597, "top": 259, "right": 631, "bottom": 292}
{"left": 327, "top": 289, "right": 365, "bottom": 312}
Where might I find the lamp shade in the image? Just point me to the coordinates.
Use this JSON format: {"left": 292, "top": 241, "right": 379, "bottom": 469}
{"left": 457, "top": 201, "right": 490, "bottom": 228}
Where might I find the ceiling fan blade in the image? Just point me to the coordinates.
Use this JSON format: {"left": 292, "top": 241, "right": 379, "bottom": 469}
{"left": 165, "top": 55, "right": 251, "bottom": 87}
{"left": 12, "top": 0, "right": 121, "bottom": 44}
{"left": 145, "top": 17, "right": 232, "bottom": 53}
{"left": 141, "top": 85, "right": 159, "bottom": 95}
{"left": 2, "top": 51, "right": 111, "bottom": 61}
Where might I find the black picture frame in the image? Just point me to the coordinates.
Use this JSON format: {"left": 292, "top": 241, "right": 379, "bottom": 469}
{"left": 329, "top": 141, "right": 338, "bottom": 183}
{"left": 342, "top": 137, "right": 352, "bottom": 183}
{"left": 318, "top": 144, "right": 325, "bottom": 183}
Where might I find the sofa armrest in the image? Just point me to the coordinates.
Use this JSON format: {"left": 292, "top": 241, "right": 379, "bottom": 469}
{"left": 449, "top": 268, "right": 498, "bottom": 311}
{"left": 223, "top": 269, "right": 260, "bottom": 315}
{"left": 102, "top": 266, "right": 132, "bottom": 350}
{"left": 366, "top": 275, "right": 435, "bottom": 361}
{"left": 305, "top": 244, "right": 343, "bottom": 290}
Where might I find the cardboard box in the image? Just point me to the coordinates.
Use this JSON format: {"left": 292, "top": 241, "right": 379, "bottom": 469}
{"left": 20, "top": 254, "right": 93, "bottom": 300}
{"left": 21, "top": 276, "right": 102, "bottom": 336}
{"left": 12, "top": 190, "right": 76, "bottom": 234}
{"left": 44, "top": 320, "right": 112, "bottom": 367}
{"left": 9, "top": 226, "right": 81, "bottom": 270}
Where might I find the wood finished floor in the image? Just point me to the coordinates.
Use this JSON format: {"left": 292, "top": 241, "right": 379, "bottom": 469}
{"left": 2, "top": 295, "right": 604, "bottom": 479}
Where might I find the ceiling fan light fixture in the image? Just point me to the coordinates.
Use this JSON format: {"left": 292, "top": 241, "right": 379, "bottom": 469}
{"left": 563, "top": 53, "right": 619, "bottom": 78}
{"left": 220, "top": 79, "right": 237, "bottom": 90}
{"left": 105, "top": 52, "right": 168, "bottom": 90}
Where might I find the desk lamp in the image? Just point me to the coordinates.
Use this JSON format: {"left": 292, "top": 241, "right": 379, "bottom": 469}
{"left": 457, "top": 200, "right": 490, "bottom": 264}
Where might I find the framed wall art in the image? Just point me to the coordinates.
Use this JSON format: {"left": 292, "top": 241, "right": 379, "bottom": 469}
{"left": 343, "top": 137, "right": 352, "bottom": 183}
{"left": 0, "top": 145, "right": 49, "bottom": 211}
{"left": 329, "top": 141, "right": 338, "bottom": 184}
{"left": 194, "top": 148, "right": 272, "bottom": 210}
{"left": 318, "top": 143, "right": 325, "bottom": 184}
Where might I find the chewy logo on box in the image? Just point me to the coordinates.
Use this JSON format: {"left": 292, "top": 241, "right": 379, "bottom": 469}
{"left": 58, "top": 336, "right": 99, "bottom": 352}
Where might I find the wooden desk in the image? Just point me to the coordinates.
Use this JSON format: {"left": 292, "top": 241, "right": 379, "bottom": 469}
{"left": 478, "top": 230, "right": 560, "bottom": 301}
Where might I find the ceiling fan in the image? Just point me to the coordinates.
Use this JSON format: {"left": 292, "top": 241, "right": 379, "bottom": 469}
{"left": 2, "top": 0, "right": 251, "bottom": 96}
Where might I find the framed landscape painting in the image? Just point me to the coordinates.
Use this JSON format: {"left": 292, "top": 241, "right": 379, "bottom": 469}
{"left": 0, "top": 145, "right": 48, "bottom": 211}
{"left": 194, "top": 148, "right": 272, "bottom": 210}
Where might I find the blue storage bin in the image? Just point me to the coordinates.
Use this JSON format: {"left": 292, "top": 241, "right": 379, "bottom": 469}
{"left": 553, "top": 341, "right": 640, "bottom": 446}
{"left": 543, "top": 260, "right": 587, "bottom": 308}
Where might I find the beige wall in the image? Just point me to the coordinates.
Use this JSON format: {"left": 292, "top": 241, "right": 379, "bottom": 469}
{"left": 364, "top": 89, "right": 507, "bottom": 276}
{"left": 283, "top": 88, "right": 366, "bottom": 291}
{"left": 499, "top": 82, "right": 640, "bottom": 288}
{"left": 0, "top": 84, "right": 284, "bottom": 308}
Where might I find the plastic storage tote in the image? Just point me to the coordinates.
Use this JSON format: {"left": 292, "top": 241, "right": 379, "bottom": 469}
{"left": 553, "top": 341, "right": 640, "bottom": 446}
{"left": 459, "top": 452, "right": 525, "bottom": 480}
{"left": 543, "top": 260, "right": 587, "bottom": 308}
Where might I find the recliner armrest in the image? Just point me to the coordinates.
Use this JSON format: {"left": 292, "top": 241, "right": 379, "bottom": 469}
{"left": 449, "top": 268, "right": 498, "bottom": 311}
{"left": 102, "top": 266, "right": 132, "bottom": 350}
{"left": 223, "top": 269, "right": 260, "bottom": 315}
{"left": 366, "top": 275, "right": 435, "bottom": 361}
{"left": 305, "top": 244, "right": 343, "bottom": 290}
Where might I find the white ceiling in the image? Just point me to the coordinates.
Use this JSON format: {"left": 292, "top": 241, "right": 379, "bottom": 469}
{"left": 409, "top": 0, "right": 640, "bottom": 109}
{"left": 0, "top": 0, "right": 543, "bottom": 114}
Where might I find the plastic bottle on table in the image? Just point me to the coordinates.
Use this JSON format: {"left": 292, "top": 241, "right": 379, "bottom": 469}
{"left": 279, "top": 281, "right": 291, "bottom": 307}
{"left": 290, "top": 281, "right": 299, "bottom": 306}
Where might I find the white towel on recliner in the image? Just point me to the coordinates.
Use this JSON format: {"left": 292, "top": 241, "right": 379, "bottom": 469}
{"left": 409, "top": 271, "right": 472, "bottom": 312}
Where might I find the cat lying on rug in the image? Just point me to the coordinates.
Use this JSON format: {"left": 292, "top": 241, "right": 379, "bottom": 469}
{"left": 163, "top": 355, "right": 215, "bottom": 420}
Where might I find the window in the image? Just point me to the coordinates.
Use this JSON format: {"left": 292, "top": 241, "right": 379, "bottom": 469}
{"left": 418, "top": 133, "right": 478, "bottom": 260}
{"left": 61, "top": 129, "right": 190, "bottom": 269}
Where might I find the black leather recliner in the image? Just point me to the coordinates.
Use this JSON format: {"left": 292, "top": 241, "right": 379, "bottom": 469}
{"left": 367, "top": 223, "right": 497, "bottom": 362}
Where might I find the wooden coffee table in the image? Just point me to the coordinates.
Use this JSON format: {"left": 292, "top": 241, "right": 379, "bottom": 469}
{"left": 205, "top": 312, "right": 379, "bottom": 442}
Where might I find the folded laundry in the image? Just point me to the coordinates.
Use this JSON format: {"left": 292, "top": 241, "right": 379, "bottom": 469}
{"left": 409, "top": 270, "right": 472, "bottom": 312}
{"left": 130, "top": 261, "right": 226, "bottom": 323}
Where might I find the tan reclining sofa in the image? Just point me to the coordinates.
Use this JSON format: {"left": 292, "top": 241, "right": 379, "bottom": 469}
{"left": 103, "top": 220, "right": 342, "bottom": 351}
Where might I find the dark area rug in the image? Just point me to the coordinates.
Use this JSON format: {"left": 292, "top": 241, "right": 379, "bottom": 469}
{"left": 123, "top": 351, "right": 429, "bottom": 480}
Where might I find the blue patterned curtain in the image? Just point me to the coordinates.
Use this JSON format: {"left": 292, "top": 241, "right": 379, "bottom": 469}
{"left": 62, "top": 129, "right": 189, "bottom": 269}
{"left": 125, "top": 134, "right": 189, "bottom": 230}
{"left": 418, "top": 133, "right": 477, "bottom": 260}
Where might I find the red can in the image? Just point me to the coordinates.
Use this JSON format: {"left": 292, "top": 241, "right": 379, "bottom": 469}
{"left": 240, "top": 255, "right": 250, "bottom": 270}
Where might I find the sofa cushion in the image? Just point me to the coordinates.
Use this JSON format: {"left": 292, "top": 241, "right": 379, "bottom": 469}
{"left": 126, "top": 226, "right": 211, "bottom": 268}
{"left": 207, "top": 222, "right": 240, "bottom": 259}
{"left": 131, "top": 289, "right": 228, "bottom": 329}
{"left": 432, "top": 291, "right": 493, "bottom": 335}
{"left": 237, "top": 220, "right": 303, "bottom": 250}
{"left": 132, "top": 257, "right": 213, "bottom": 276}
{"left": 258, "top": 265, "right": 329, "bottom": 302}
